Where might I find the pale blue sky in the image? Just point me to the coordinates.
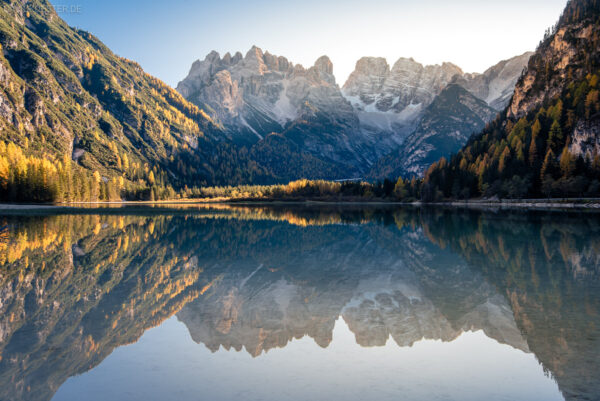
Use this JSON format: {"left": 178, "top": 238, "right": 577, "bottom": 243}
{"left": 51, "top": 0, "right": 568, "bottom": 87}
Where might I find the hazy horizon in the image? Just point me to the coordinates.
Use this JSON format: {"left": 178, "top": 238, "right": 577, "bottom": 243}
{"left": 53, "top": 0, "right": 567, "bottom": 87}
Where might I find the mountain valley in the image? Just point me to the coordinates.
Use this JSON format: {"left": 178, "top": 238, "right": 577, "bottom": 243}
{"left": 0, "top": 0, "right": 597, "bottom": 202}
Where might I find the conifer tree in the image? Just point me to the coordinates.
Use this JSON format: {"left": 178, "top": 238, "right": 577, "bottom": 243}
{"left": 394, "top": 178, "right": 407, "bottom": 200}
{"left": 541, "top": 149, "right": 559, "bottom": 197}
{"left": 528, "top": 138, "right": 539, "bottom": 167}
{"left": 548, "top": 120, "right": 564, "bottom": 152}
{"left": 559, "top": 146, "right": 576, "bottom": 177}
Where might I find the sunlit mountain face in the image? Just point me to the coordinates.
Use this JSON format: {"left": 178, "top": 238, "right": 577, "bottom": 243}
{"left": 0, "top": 206, "right": 599, "bottom": 401}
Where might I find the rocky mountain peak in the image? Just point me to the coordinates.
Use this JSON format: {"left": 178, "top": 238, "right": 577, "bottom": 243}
{"left": 314, "top": 55, "right": 333, "bottom": 75}
{"left": 343, "top": 57, "right": 390, "bottom": 98}
{"left": 177, "top": 47, "right": 358, "bottom": 150}
{"left": 419, "top": 0, "right": 600, "bottom": 200}
{"left": 311, "top": 55, "right": 336, "bottom": 85}
{"left": 205, "top": 50, "right": 221, "bottom": 63}
{"left": 232, "top": 51, "right": 243, "bottom": 63}
{"left": 440, "top": 61, "right": 464, "bottom": 73}
{"left": 245, "top": 45, "right": 264, "bottom": 60}
{"left": 342, "top": 52, "right": 530, "bottom": 148}
{"left": 243, "top": 45, "right": 268, "bottom": 74}
{"left": 509, "top": 23, "right": 596, "bottom": 119}
{"left": 341, "top": 56, "right": 471, "bottom": 143}
{"left": 357, "top": 57, "right": 390, "bottom": 75}
{"left": 278, "top": 55, "right": 291, "bottom": 71}
{"left": 222, "top": 51, "right": 243, "bottom": 66}
{"left": 390, "top": 57, "right": 422, "bottom": 73}
{"left": 263, "top": 51, "right": 279, "bottom": 70}
{"left": 293, "top": 63, "right": 306, "bottom": 74}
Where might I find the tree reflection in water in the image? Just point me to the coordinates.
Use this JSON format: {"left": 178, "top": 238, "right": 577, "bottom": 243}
{"left": 0, "top": 205, "right": 598, "bottom": 401}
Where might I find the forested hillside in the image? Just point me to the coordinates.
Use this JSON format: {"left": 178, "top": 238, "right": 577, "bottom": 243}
{"left": 421, "top": 0, "right": 600, "bottom": 200}
{"left": 0, "top": 0, "right": 276, "bottom": 203}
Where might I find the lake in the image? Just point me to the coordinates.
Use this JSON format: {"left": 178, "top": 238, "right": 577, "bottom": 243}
{"left": 0, "top": 205, "right": 598, "bottom": 401}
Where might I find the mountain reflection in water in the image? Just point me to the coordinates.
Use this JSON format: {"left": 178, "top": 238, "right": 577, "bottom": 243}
{"left": 0, "top": 205, "right": 598, "bottom": 401}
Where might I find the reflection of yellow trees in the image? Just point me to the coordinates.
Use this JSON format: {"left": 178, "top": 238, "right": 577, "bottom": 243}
{"left": 0, "top": 213, "right": 215, "bottom": 401}
{"left": 392, "top": 209, "right": 421, "bottom": 231}
{"left": 0, "top": 215, "right": 149, "bottom": 266}
{"left": 138, "top": 203, "right": 384, "bottom": 227}
{"left": 498, "top": 236, "right": 510, "bottom": 262}
{"left": 200, "top": 274, "right": 224, "bottom": 295}
{"left": 423, "top": 222, "right": 446, "bottom": 249}
{"left": 1, "top": 229, "right": 58, "bottom": 265}
{"left": 559, "top": 235, "right": 577, "bottom": 266}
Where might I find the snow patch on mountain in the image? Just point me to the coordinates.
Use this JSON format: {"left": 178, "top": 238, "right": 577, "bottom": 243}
{"left": 342, "top": 53, "right": 532, "bottom": 141}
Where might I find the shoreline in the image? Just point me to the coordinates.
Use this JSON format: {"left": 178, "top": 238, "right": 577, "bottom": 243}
{"left": 0, "top": 198, "right": 600, "bottom": 212}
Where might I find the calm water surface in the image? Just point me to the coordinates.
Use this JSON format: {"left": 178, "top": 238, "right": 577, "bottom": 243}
{"left": 0, "top": 205, "right": 599, "bottom": 401}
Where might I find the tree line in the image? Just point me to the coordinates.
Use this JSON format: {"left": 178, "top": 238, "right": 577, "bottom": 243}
{"left": 0, "top": 141, "right": 180, "bottom": 203}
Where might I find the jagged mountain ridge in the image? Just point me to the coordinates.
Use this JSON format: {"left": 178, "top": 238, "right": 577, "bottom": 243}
{"left": 178, "top": 48, "right": 530, "bottom": 178}
{"left": 176, "top": 220, "right": 529, "bottom": 357}
{"left": 177, "top": 47, "right": 377, "bottom": 177}
{"left": 342, "top": 52, "right": 531, "bottom": 136}
{"left": 341, "top": 57, "right": 463, "bottom": 143}
{"left": 346, "top": 53, "right": 532, "bottom": 179}
{"left": 177, "top": 47, "right": 356, "bottom": 144}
